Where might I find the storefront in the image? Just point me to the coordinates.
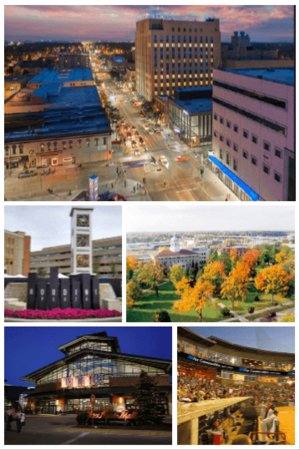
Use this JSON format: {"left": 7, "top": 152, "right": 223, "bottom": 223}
{"left": 4, "top": 155, "right": 29, "bottom": 169}
{"left": 21, "top": 332, "right": 172, "bottom": 414}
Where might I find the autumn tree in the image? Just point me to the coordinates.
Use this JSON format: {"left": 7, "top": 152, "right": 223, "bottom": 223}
{"left": 172, "top": 276, "right": 214, "bottom": 321}
{"left": 242, "top": 250, "right": 261, "bottom": 279}
{"left": 126, "top": 256, "right": 138, "bottom": 273}
{"left": 202, "top": 261, "right": 226, "bottom": 295}
{"left": 126, "top": 280, "right": 142, "bottom": 307}
{"left": 254, "top": 265, "right": 290, "bottom": 305}
{"left": 221, "top": 262, "right": 251, "bottom": 310}
{"left": 207, "top": 250, "right": 218, "bottom": 264}
{"left": 275, "top": 252, "right": 286, "bottom": 264}
{"left": 217, "top": 252, "right": 232, "bottom": 275}
{"left": 137, "top": 260, "right": 164, "bottom": 289}
{"left": 169, "top": 264, "right": 186, "bottom": 286}
{"left": 158, "top": 246, "right": 169, "bottom": 252}
{"left": 278, "top": 312, "right": 295, "bottom": 323}
{"left": 229, "top": 248, "right": 240, "bottom": 268}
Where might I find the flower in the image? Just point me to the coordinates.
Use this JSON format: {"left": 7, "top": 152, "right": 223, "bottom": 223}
{"left": 4, "top": 308, "right": 122, "bottom": 320}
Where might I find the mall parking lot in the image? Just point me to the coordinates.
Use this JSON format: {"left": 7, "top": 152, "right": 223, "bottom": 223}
{"left": 5, "top": 415, "right": 172, "bottom": 446}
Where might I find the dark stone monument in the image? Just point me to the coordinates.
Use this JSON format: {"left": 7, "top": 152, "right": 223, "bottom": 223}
{"left": 71, "top": 279, "right": 81, "bottom": 309}
{"left": 81, "top": 274, "right": 92, "bottom": 309}
{"left": 37, "top": 280, "right": 47, "bottom": 310}
{"left": 27, "top": 272, "right": 38, "bottom": 309}
{"left": 60, "top": 278, "right": 71, "bottom": 309}
{"left": 91, "top": 277, "right": 99, "bottom": 309}
{"left": 49, "top": 268, "right": 59, "bottom": 310}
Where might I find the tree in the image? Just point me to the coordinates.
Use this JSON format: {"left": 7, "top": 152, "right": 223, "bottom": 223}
{"left": 221, "top": 262, "right": 250, "bottom": 310}
{"left": 217, "top": 252, "right": 232, "bottom": 275}
{"left": 207, "top": 250, "right": 218, "bottom": 264}
{"left": 126, "top": 256, "right": 138, "bottom": 274}
{"left": 254, "top": 265, "right": 290, "bottom": 305}
{"left": 229, "top": 248, "right": 240, "bottom": 267}
{"left": 169, "top": 265, "right": 186, "bottom": 286}
{"left": 278, "top": 312, "right": 295, "bottom": 322}
{"left": 37, "top": 267, "right": 47, "bottom": 278}
{"left": 137, "top": 260, "right": 164, "bottom": 289}
{"left": 202, "top": 261, "right": 226, "bottom": 295}
{"left": 158, "top": 246, "right": 169, "bottom": 252}
{"left": 172, "top": 276, "right": 214, "bottom": 320}
{"left": 126, "top": 280, "right": 142, "bottom": 307}
{"left": 275, "top": 252, "right": 286, "bottom": 264}
{"left": 242, "top": 250, "right": 261, "bottom": 279}
{"left": 132, "top": 370, "right": 166, "bottom": 426}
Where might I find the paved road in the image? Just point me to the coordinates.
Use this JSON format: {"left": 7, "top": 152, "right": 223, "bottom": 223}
{"left": 4, "top": 69, "right": 235, "bottom": 202}
{"left": 5, "top": 415, "right": 172, "bottom": 446}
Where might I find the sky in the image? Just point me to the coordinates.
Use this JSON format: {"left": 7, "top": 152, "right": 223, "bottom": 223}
{"left": 4, "top": 5, "right": 294, "bottom": 42}
{"left": 186, "top": 326, "right": 295, "bottom": 353}
{"left": 4, "top": 205, "right": 122, "bottom": 251}
{"left": 4, "top": 326, "right": 172, "bottom": 386}
{"left": 125, "top": 203, "right": 295, "bottom": 233}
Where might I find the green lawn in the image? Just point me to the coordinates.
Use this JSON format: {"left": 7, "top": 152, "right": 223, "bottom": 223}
{"left": 219, "top": 283, "right": 293, "bottom": 315}
{"left": 127, "top": 281, "right": 224, "bottom": 323}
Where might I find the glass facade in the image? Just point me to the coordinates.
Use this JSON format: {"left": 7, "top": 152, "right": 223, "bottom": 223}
{"left": 37, "top": 354, "right": 165, "bottom": 385}
{"left": 169, "top": 103, "right": 212, "bottom": 147}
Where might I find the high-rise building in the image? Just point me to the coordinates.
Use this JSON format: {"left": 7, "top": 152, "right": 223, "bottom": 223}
{"left": 211, "top": 68, "right": 295, "bottom": 201}
{"left": 58, "top": 52, "right": 89, "bottom": 69}
{"left": 4, "top": 230, "right": 31, "bottom": 276}
{"left": 135, "top": 18, "right": 221, "bottom": 101}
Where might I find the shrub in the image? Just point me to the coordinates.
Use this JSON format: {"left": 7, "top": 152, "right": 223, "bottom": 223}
{"left": 254, "top": 295, "right": 260, "bottom": 302}
{"left": 76, "top": 411, "right": 89, "bottom": 425}
{"left": 221, "top": 307, "right": 231, "bottom": 317}
{"left": 4, "top": 308, "right": 122, "bottom": 320}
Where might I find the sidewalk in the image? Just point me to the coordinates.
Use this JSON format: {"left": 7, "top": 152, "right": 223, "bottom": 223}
{"left": 220, "top": 301, "right": 294, "bottom": 322}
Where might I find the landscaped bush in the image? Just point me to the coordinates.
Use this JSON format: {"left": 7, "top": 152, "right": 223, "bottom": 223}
{"left": 76, "top": 411, "right": 89, "bottom": 425}
{"left": 248, "top": 307, "right": 255, "bottom": 314}
{"left": 254, "top": 295, "right": 260, "bottom": 302}
{"left": 221, "top": 307, "right": 231, "bottom": 317}
{"left": 4, "top": 308, "right": 122, "bottom": 320}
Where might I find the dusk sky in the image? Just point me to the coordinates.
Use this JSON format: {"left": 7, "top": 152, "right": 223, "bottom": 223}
{"left": 5, "top": 326, "right": 172, "bottom": 386}
{"left": 187, "top": 326, "right": 295, "bottom": 353}
{"left": 5, "top": 5, "right": 294, "bottom": 42}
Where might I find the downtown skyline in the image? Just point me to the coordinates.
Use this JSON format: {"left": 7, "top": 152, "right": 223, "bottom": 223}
{"left": 5, "top": 5, "right": 294, "bottom": 43}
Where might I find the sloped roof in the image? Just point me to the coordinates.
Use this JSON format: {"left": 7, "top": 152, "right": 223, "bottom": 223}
{"left": 155, "top": 249, "right": 198, "bottom": 258}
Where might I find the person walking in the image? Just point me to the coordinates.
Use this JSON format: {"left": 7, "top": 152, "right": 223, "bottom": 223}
{"left": 16, "top": 410, "right": 22, "bottom": 433}
{"left": 261, "top": 410, "right": 280, "bottom": 441}
{"left": 5, "top": 407, "right": 13, "bottom": 431}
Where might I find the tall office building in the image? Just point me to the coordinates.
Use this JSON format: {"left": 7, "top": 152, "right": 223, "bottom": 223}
{"left": 4, "top": 230, "right": 31, "bottom": 276}
{"left": 135, "top": 18, "right": 221, "bottom": 101}
{"left": 211, "top": 68, "right": 295, "bottom": 201}
{"left": 58, "top": 53, "right": 89, "bottom": 69}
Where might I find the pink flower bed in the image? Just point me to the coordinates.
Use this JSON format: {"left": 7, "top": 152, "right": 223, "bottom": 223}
{"left": 4, "top": 308, "right": 122, "bottom": 320}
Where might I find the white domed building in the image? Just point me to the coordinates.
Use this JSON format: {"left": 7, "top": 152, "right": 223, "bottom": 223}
{"left": 153, "top": 235, "right": 211, "bottom": 271}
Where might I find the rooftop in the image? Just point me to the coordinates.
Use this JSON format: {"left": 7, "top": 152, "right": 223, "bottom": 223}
{"left": 32, "top": 85, "right": 101, "bottom": 106}
{"left": 156, "top": 249, "right": 198, "bottom": 258}
{"left": 172, "top": 97, "right": 212, "bottom": 114}
{"left": 29, "top": 68, "right": 94, "bottom": 85}
{"left": 224, "top": 68, "right": 294, "bottom": 86}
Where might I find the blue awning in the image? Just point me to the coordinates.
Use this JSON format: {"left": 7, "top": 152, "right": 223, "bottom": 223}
{"left": 208, "top": 156, "right": 260, "bottom": 201}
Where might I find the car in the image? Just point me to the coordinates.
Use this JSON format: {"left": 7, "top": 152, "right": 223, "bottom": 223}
{"left": 143, "top": 147, "right": 149, "bottom": 152}
{"left": 150, "top": 156, "right": 157, "bottom": 165}
{"left": 176, "top": 156, "right": 189, "bottom": 162}
{"left": 159, "top": 155, "right": 169, "bottom": 168}
{"left": 134, "top": 150, "right": 141, "bottom": 155}
{"left": 18, "top": 170, "right": 38, "bottom": 179}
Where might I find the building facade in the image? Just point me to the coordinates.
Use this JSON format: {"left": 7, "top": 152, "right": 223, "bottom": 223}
{"left": 29, "top": 236, "right": 122, "bottom": 278}
{"left": 4, "top": 230, "right": 31, "bottom": 276}
{"left": 154, "top": 236, "right": 211, "bottom": 270}
{"left": 135, "top": 18, "right": 221, "bottom": 101}
{"left": 168, "top": 87, "right": 212, "bottom": 147}
{"left": 58, "top": 53, "right": 90, "bottom": 69}
{"left": 21, "top": 331, "right": 172, "bottom": 414}
{"left": 211, "top": 68, "right": 295, "bottom": 201}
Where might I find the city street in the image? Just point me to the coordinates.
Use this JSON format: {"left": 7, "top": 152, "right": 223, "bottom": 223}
{"left": 4, "top": 415, "right": 172, "bottom": 446}
{"left": 4, "top": 70, "right": 236, "bottom": 202}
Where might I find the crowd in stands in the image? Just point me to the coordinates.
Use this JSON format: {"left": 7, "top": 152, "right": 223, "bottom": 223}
{"left": 177, "top": 375, "right": 295, "bottom": 405}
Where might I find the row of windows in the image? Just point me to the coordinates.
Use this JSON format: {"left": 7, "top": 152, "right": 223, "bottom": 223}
{"left": 219, "top": 147, "right": 282, "bottom": 183}
{"left": 154, "top": 34, "right": 214, "bottom": 43}
{"left": 154, "top": 80, "right": 212, "bottom": 94}
{"left": 5, "top": 138, "right": 107, "bottom": 156}
{"left": 214, "top": 127, "right": 283, "bottom": 159}
{"left": 213, "top": 80, "right": 286, "bottom": 110}
{"left": 30, "top": 254, "right": 122, "bottom": 265}
{"left": 213, "top": 97, "right": 286, "bottom": 135}
{"left": 94, "top": 245, "right": 122, "bottom": 251}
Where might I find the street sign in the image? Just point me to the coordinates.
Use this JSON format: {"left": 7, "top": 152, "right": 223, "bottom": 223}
{"left": 90, "top": 394, "right": 95, "bottom": 404}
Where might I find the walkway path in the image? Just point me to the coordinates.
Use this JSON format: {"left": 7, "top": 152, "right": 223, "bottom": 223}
{"left": 220, "top": 301, "right": 294, "bottom": 322}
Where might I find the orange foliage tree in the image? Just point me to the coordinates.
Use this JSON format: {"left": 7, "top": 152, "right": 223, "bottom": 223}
{"left": 201, "top": 261, "right": 226, "bottom": 295}
{"left": 242, "top": 250, "right": 261, "bottom": 278}
{"left": 126, "top": 280, "right": 142, "bottom": 307}
{"left": 254, "top": 264, "right": 290, "bottom": 304}
{"left": 221, "top": 262, "right": 251, "bottom": 310}
{"left": 275, "top": 252, "right": 286, "bottom": 264}
{"left": 137, "top": 260, "right": 164, "bottom": 289}
{"left": 229, "top": 248, "right": 240, "bottom": 267}
{"left": 172, "top": 276, "right": 214, "bottom": 320}
{"left": 169, "top": 264, "right": 186, "bottom": 285}
{"left": 126, "top": 256, "right": 138, "bottom": 274}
